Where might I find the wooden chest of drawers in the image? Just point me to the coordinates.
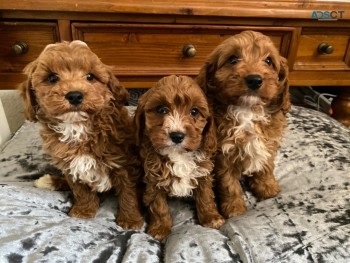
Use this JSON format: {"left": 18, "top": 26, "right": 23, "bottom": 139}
{"left": 0, "top": 0, "right": 350, "bottom": 125}
{"left": 72, "top": 23, "right": 295, "bottom": 87}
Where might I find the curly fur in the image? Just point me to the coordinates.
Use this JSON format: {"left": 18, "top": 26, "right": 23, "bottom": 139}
{"left": 18, "top": 40, "right": 144, "bottom": 229}
{"left": 196, "top": 31, "right": 291, "bottom": 219}
{"left": 134, "top": 75, "right": 224, "bottom": 240}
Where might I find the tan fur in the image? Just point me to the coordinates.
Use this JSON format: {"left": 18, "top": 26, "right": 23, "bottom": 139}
{"left": 196, "top": 31, "right": 291, "bottom": 218}
{"left": 19, "top": 40, "right": 144, "bottom": 229}
{"left": 35, "top": 174, "right": 70, "bottom": 191}
{"left": 134, "top": 75, "right": 224, "bottom": 240}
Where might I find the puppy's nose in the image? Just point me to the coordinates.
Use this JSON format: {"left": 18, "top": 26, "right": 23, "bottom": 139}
{"left": 65, "top": 91, "right": 84, "bottom": 105}
{"left": 245, "top": 75, "right": 263, "bottom": 90}
{"left": 169, "top": 132, "right": 185, "bottom": 144}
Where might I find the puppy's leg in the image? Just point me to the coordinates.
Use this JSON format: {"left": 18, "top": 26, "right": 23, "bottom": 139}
{"left": 248, "top": 157, "right": 280, "bottom": 199}
{"left": 194, "top": 176, "right": 225, "bottom": 228}
{"left": 144, "top": 185, "right": 172, "bottom": 240}
{"left": 65, "top": 174, "right": 100, "bottom": 218}
{"left": 216, "top": 158, "right": 247, "bottom": 218}
{"left": 112, "top": 168, "right": 144, "bottom": 230}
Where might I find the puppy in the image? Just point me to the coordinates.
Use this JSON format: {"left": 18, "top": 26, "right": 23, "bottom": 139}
{"left": 197, "top": 31, "right": 291, "bottom": 218}
{"left": 134, "top": 75, "right": 225, "bottom": 240}
{"left": 19, "top": 40, "right": 144, "bottom": 229}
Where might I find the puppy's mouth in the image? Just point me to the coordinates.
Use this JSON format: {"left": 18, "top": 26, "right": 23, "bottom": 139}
{"left": 234, "top": 95, "right": 263, "bottom": 107}
{"left": 55, "top": 111, "right": 89, "bottom": 122}
{"left": 158, "top": 144, "right": 188, "bottom": 156}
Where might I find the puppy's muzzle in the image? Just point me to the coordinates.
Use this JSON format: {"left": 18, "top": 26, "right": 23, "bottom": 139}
{"left": 169, "top": 132, "right": 185, "bottom": 144}
{"left": 245, "top": 75, "right": 263, "bottom": 90}
{"left": 65, "top": 91, "right": 84, "bottom": 105}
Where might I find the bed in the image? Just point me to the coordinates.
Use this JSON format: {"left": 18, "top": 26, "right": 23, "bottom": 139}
{"left": 1, "top": 105, "right": 350, "bottom": 263}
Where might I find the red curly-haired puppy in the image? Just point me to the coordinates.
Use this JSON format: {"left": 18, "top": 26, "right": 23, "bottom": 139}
{"left": 18, "top": 40, "right": 144, "bottom": 229}
{"left": 197, "top": 31, "right": 291, "bottom": 218}
{"left": 134, "top": 75, "right": 225, "bottom": 240}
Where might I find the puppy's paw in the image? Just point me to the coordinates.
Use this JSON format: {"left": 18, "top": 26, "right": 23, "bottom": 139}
{"left": 147, "top": 225, "right": 171, "bottom": 241}
{"left": 201, "top": 214, "right": 225, "bottom": 229}
{"left": 116, "top": 216, "right": 145, "bottom": 230}
{"left": 35, "top": 174, "right": 69, "bottom": 190}
{"left": 68, "top": 204, "right": 98, "bottom": 219}
{"left": 220, "top": 199, "right": 247, "bottom": 219}
{"left": 253, "top": 180, "right": 280, "bottom": 199}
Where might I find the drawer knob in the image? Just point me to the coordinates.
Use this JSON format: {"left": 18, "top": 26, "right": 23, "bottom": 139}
{"left": 183, "top": 44, "right": 196, "bottom": 57}
{"left": 318, "top": 43, "right": 333, "bottom": 54}
{"left": 12, "top": 41, "right": 29, "bottom": 55}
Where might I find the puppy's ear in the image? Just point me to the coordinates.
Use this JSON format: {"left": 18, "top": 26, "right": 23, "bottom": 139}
{"left": 18, "top": 60, "right": 39, "bottom": 121}
{"left": 278, "top": 57, "right": 291, "bottom": 114}
{"left": 107, "top": 68, "right": 129, "bottom": 106}
{"left": 203, "top": 114, "right": 217, "bottom": 155}
{"left": 196, "top": 54, "right": 218, "bottom": 94}
{"left": 134, "top": 91, "right": 149, "bottom": 146}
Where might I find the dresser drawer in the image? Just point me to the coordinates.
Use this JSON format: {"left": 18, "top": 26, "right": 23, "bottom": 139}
{"left": 72, "top": 23, "right": 296, "bottom": 84}
{"left": 293, "top": 28, "right": 350, "bottom": 71}
{"left": 0, "top": 22, "right": 60, "bottom": 75}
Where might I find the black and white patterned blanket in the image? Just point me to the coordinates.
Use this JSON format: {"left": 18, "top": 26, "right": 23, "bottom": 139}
{"left": 1, "top": 106, "right": 349, "bottom": 263}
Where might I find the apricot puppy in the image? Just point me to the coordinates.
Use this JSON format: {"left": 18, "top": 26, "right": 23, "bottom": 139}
{"left": 19, "top": 41, "right": 144, "bottom": 229}
{"left": 135, "top": 75, "right": 225, "bottom": 240}
{"left": 197, "top": 31, "right": 291, "bottom": 218}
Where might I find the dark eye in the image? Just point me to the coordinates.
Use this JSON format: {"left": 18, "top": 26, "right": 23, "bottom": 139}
{"left": 264, "top": 57, "right": 273, "bottom": 66}
{"left": 229, "top": 55, "right": 240, "bottom": 65}
{"left": 86, "top": 73, "right": 95, "bottom": 81}
{"left": 156, "top": 106, "right": 169, "bottom": 115}
{"left": 190, "top": 108, "right": 199, "bottom": 117}
{"left": 48, "top": 74, "right": 59, "bottom": 84}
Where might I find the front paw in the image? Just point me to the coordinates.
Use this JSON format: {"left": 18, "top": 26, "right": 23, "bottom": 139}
{"left": 147, "top": 224, "right": 171, "bottom": 241}
{"left": 253, "top": 180, "right": 280, "bottom": 199}
{"left": 116, "top": 215, "right": 145, "bottom": 230}
{"left": 68, "top": 204, "right": 98, "bottom": 218}
{"left": 200, "top": 213, "right": 225, "bottom": 229}
{"left": 220, "top": 198, "right": 247, "bottom": 219}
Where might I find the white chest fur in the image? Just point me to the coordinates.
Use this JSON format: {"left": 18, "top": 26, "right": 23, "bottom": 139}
{"left": 48, "top": 112, "right": 91, "bottom": 143}
{"left": 160, "top": 148, "right": 210, "bottom": 197}
{"left": 49, "top": 122, "right": 90, "bottom": 143}
{"left": 221, "top": 97, "right": 271, "bottom": 175}
{"left": 69, "top": 155, "right": 112, "bottom": 192}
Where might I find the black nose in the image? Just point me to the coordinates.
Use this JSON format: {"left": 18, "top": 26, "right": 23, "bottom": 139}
{"left": 169, "top": 132, "right": 185, "bottom": 144}
{"left": 245, "top": 75, "right": 263, "bottom": 90}
{"left": 65, "top": 91, "right": 84, "bottom": 105}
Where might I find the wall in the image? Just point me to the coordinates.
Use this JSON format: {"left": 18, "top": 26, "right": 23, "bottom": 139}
{"left": 0, "top": 90, "right": 25, "bottom": 146}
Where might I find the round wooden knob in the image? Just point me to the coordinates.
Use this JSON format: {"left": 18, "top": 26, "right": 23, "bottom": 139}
{"left": 183, "top": 44, "right": 196, "bottom": 57}
{"left": 12, "top": 41, "right": 29, "bottom": 55}
{"left": 318, "top": 43, "right": 333, "bottom": 54}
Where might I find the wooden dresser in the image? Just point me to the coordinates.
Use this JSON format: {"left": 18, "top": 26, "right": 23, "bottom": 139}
{"left": 1, "top": 0, "right": 350, "bottom": 125}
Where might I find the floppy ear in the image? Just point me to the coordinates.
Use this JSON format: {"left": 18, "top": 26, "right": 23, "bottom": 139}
{"left": 196, "top": 54, "right": 218, "bottom": 95}
{"left": 18, "top": 60, "right": 39, "bottom": 121}
{"left": 202, "top": 114, "right": 217, "bottom": 155}
{"left": 133, "top": 91, "right": 149, "bottom": 146}
{"left": 107, "top": 68, "right": 129, "bottom": 106}
{"left": 278, "top": 57, "right": 291, "bottom": 114}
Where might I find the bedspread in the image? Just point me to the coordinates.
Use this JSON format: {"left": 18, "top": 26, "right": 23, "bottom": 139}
{"left": 1, "top": 106, "right": 350, "bottom": 263}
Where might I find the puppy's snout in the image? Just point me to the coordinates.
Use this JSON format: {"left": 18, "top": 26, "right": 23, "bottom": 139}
{"left": 65, "top": 91, "right": 84, "bottom": 105}
{"left": 245, "top": 75, "right": 263, "bottom": 90}
{"left": 169, "top": 132, "right": 185, "bottom": 144}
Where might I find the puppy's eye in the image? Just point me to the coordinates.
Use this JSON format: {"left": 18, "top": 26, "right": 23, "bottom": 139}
{"left": 86, "top": 73, "right": 95, "bottom": 81}
{"left": 156, "top": 106, "right": 170, "bottom": 115}
{"left": 48, "top": 74, "right": 59, "bottom": 84}
{"left": 190, "top": 108, "right": 199, "bottom": 117}
{"left": 264, "top": 57, "right": 273, "bottom": 66}
{"left": 229, "top": 55, "right": 239, "bottom": 65}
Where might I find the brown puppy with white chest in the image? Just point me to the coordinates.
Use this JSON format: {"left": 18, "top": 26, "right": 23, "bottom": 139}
{"left": 19, "top": 40, "right": 144, "bottom": 229}
{"left": 134, "top": 75, "right": 225, "bottom": 240}
{"left": 197, "top": 31, "right": 291, "bottom": 218}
